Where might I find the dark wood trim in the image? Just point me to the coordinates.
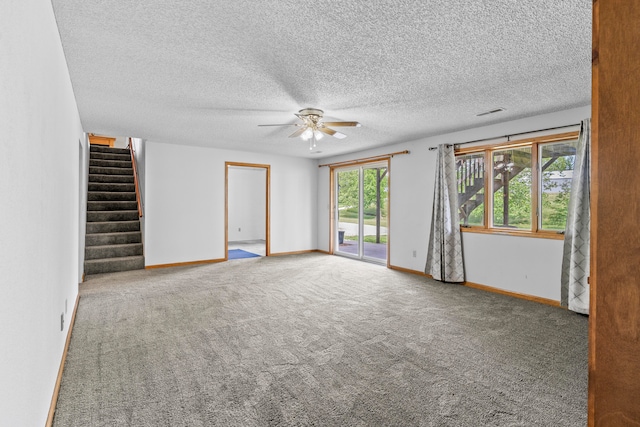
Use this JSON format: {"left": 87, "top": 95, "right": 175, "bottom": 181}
{"left": 590, "top": 1, "right": 640, "bottom": 425}
{"left": 589, "top": 2, "right": 599, "bottom": 425}
{"left": 46, "top": 294, "right": 80, "bottom": 427}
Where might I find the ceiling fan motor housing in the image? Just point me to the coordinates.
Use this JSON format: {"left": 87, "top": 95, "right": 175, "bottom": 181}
{"left": 298, "top": 108, "right": 324, "bottom": 118}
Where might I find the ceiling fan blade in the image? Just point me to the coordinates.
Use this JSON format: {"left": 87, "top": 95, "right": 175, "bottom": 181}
{"left": 332, "top": 131, "right": 347, "bottom": 139}
{"left": 318, "top": 127, "right": 336, "bottom": 136}
{"left": 289, "top": 127, "right": 307, "bottom": 138}
{"left": 258, "top": 124, "right": 298, "bottom": 127}
{"left": 319, "top": 127, "right": 347, "bottom": 139}
{"left": 321, "top": 121, "right": 361, "bottom": 127}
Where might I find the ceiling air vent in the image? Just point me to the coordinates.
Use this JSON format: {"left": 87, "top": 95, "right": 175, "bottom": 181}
{"left": 476, "top": 107, "right": 506, "bottom": 117}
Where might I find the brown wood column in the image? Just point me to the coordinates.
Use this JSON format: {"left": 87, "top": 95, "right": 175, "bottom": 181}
{"left": 590, "top": 0, "right": 640, "bottom": 425}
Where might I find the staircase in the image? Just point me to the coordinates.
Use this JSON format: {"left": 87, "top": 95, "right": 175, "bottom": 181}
{"left": 84, "top": 145, "right": 144, "bottom": 275}
{"left": 457, "top": 149, "right": 570, "bottom": 225}
{"left": 457, "top": 156, "right": 487, "bottom": 225}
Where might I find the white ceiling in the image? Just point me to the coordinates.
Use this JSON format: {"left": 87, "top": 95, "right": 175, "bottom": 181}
{"left": 51, "top": 0, "right": 592, "bottom": 159}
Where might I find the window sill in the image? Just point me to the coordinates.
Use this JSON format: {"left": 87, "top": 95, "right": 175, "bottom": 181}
{"left": 460, "top": 227, "right": 565, "bottom": 240}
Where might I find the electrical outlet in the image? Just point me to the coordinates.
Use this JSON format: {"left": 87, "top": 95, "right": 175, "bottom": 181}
{"left": 60, "top": 313, "right": 64, "bottom": 331}
{"left": 412, "top": 250, "right": 417, "bottom": 258}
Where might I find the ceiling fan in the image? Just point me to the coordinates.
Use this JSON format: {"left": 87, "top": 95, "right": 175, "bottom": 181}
{"left": 259, "top": 108, "right": 361, "bottom": 150}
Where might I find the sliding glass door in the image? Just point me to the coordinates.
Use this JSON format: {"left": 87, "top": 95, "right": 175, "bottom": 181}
{"left": 334, "top": 162, "right": 388, "bottom": 264}
{"left": 336, "top": 168, "right": 361, "bottom": 257}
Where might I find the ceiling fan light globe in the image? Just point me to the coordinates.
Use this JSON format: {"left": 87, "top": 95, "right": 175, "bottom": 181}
{"left": 301, "top": 128, "right": 313, "bottom": 140}
{"left": 314, "top": 130, "right": 323, "bottom": 140}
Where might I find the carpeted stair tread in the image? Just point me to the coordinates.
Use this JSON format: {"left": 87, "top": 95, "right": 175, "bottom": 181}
{"left": 89, "top": 152, "right": 131, "bottom": 161}
{"left": 90, "top": 159, "right": 132, "bottom": 169}
{"left": 86, "top": 220, "right": 140, "bottom": 234}
{"left": 87, "top": 200, "right": 139, "bottom": 211}
{"left": 87, "top": 210, "right": 140, "bottom": 222}
{"left": 89, "top": 166, "right": 134, "bottom": 176}
{"left": 88, "top": 191, "right": 137, "bottom": 201}
{"left": 90, "top": 145, "right": 130, "bottom": 155}
{"left": 84, "top": 255, "right": 145, "bottom": 275}
{"left": 89, "top": 174, "right": 134, "bottom": 184}
{"left": 85, "top": 243, "right": 143, "bottom": 260}
{"left": 86, "top": 231, "right": 141, "bottom": 246}
{"left": 88, "top": 182, "right": 136, "bottom": 192}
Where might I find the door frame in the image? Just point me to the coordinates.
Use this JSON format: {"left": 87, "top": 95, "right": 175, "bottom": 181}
{"left": 225, "top": 162, "right": 270, "bottom": 259}
{"left": 330, "top": 159, "right": 390, "bottom": 266}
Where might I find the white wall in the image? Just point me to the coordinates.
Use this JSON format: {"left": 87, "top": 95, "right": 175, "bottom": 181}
{"left": 144, "top": 142, "right": 317, "bottom": 265}
{"left": 317, "top": 105, "right": 590, "bottom": 301}
{"left": 114, "top": 136, "right": 129, "bottom": 148}
{"left": 0, "top": 0, "right": 85, "bottom": 424}
{"left": 228, "top": 167, "right": 266, "bottom": 241}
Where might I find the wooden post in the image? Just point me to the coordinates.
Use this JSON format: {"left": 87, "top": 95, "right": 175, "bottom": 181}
{"left": 376, "top": 168, "right": 381, "bottom": 243}
{"left": 590, "top": 0, "right": 640, "bottom": 425}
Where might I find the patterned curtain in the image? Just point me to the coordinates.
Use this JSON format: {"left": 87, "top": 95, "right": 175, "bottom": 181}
{"left": 426, "top": 144, "right": 465, "bottom": 282}
{"left": 561, "top": 119, "right": 591, "bottom": 314}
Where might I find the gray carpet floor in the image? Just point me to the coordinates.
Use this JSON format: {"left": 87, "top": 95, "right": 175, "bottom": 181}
{"left": 54, "top": 253, "right": 588, "bottom": 426}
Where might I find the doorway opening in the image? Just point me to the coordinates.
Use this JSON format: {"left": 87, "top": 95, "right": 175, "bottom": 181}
{"left": 225, "top": 162, "right": 270, "bottom": 260}
{"left": 333, "top": 160, "right": 389, "bottom": 265}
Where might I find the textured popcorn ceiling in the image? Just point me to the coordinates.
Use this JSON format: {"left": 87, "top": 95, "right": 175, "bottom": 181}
{"left": 51, "top": 0, "right": 592, "bottom": 158}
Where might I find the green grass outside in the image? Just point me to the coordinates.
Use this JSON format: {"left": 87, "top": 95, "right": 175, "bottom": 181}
{"left": 344, "top": 235, "right": 387, "bottom": 244}
{"left": 338, "top": 216, "right": 388, "bottom": 227}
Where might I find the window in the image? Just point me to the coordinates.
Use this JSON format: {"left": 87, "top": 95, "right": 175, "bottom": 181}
{"left": 456, "top": 132, "right": 578, "bottom": 238}
{"left": 457, "top": 152, "right": 485, "bottom": 226}
{"left": 492, "top": 146, "right": 532, "bottom": 229}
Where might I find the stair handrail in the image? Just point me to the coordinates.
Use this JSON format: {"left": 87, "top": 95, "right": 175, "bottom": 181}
{"left": 128, "top": 138, "right": 143, "bottom": 218}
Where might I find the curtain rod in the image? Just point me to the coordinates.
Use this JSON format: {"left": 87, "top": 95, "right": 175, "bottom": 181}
{"left": 318, "top": 150, "right": 410, "bottom": 168}
{"left": 427, "top": 123, "right": 582, "bottom": 151}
